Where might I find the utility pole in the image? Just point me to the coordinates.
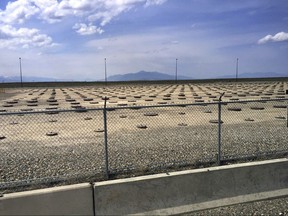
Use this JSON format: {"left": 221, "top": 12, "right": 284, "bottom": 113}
{"left": 104, "top": 58, "right": 107, "bottom": 85}
{"left": 236, "top": 58, "right": 239, "bottom": 82}
{"left": 19, "top": 57, "right": 23, "bottom": 88}
{"left": 175, "top": 58, "right": 178, "bottom": 83}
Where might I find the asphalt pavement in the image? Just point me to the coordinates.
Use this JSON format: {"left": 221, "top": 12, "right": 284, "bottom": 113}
{"left": 183, "top": 196, "right": 288, "bottom": 216}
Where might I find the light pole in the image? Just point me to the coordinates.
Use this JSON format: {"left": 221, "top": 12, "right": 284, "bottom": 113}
{"left": 236, "top": 58, "right": 239, "bottom": 82}
{"left": 104, "top": 58, "right": 107, "bottom": 85}
{"left": 175, "top": 58, "right": 178, "bottom": 83}
{"left": 19, "top": 57, "right": 23, "bottom": 88}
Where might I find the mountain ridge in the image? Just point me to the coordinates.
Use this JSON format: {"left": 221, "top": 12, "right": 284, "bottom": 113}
{"left": 0, "top": 71, "right": 287, "bottom": 82}
{"left": 217, "top": 72, "right": 287, "bottom": 79}
{"left": 0, "top": 75, "right": 56, "bottom": 83}
{"left": 106, "top": 71, "right": 191, "bottom": 81}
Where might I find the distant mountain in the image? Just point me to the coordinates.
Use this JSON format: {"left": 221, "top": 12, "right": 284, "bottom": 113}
{"left": 107, "top": 71, "right": 191, "bottom": 81}
{"left": 0, "top": 75, "right": 56, "bottom": 83}
{"left": 217, "top": 72, "right": 288, "bottom": 79}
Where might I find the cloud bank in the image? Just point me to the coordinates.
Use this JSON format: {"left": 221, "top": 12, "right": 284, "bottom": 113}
{"left": 258, "top": 32, "right": 288, "bottom": 44}
{"left": 73, "top": 23, "right": 104, "bottom": 35}
{"left": 0, "top": 24, "right": 55, "bottom": 49}
{"left": 0, "top": 0, "right": 167, "bottom": 49}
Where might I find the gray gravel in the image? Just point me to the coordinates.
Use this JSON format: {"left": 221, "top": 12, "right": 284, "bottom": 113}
{"left": 1, "top": 86, "right": 288, "bottom": 215}
{"left": 1, "top": 120, "right": 287, "bottom": 193}
{"left": 0, "top": 100, "right": 288, "bottom": 194}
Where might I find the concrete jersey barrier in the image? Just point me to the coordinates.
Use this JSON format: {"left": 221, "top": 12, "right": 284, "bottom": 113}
{"left": 1, "top": 158, "right": 288, "bottom": 215}
{"left": 94, "top": 158, "right": 288, "bottom": 215}
{"left": 0, "top": 183, "right": 94, "bottom": 216}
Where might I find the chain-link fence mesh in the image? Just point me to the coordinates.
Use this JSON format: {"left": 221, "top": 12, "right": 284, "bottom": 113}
{"left": 0, "top": 109, "right": 105, "bottom": 193}
{"left": 1, "top": 97, "right": 287, "bottom": 194}
{"left": 106, "top": 103, "right": 219, "bottom": 175}
{"left": 221, "top": 99, "right": 288, "bottom": 161}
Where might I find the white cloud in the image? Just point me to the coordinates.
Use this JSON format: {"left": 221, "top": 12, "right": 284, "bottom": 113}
{"left": 34, "top": 0, "right": 65, "bottom": 24}
{"left": 0, "top": 24, "right": 55, "bottom": 49}
{"left": 73, "top": 23, "right": 104, "bottom": 35}
{"left": 145, "top": 0, "right": 167, "bottom": 7}
{"left": 258, "top": 32, "right": 288, "bottom": 44}
{"left": 0, "top": 0, "right": 168, "bottom": 49}
{"left": 0, "top": 0, "right": 39, "bottom": 24}
{"left": 0, "top": 0, "right": 168, "bottom": 31}
{"left": 88, "top": 4, "right": 133, "bottom": 26}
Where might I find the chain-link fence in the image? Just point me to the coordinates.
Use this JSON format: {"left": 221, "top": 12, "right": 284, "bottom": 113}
{"left": 106, "top": 103, "right": 218, "bottom": 176}
{"left": 0, "top": 98, "right": 287, "bottom": 193}
{"left": 0, "top": 108, "right": 106, "bottom": 193}
{"left": 221, "top": 99, "right": 288, "bottom": 162}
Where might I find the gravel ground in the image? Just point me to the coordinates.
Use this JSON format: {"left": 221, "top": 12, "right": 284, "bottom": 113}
{"left": 1, "top": 84, "right": 288, "bottom": 215}
{"left": 183, "top": 196, "right": 288, "bottom": 216}
{"left": 0, "top": 84, "right": 287, "bottom": 195}
{"left": 0, "top": 117, "right": 287, "bottom": 194}
{"left": 0, "top": 92, "right": 17, "bottom": 101}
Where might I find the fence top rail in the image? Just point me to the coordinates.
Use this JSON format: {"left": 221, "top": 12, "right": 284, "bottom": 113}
{"left": 0, "top": 98, "right": 287, "bottom": 115}
{"left": 103, "top": 97, "right": 288, "bottom": 110}
{"left": 0, "top": 107, "right": 104, "bottom": 116}
{"left": 218, "top": 97, "right": 288, "bottom": 105}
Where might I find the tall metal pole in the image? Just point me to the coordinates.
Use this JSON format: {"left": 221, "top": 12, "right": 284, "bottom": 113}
{"left": 286, "top": 96, "right": 288, "bottom": 128}
{"left": 236, "top": 58, "right": 239, "bottom": 82}
{"left": 286, "top": 90, "right": 288, "bottom": 127}
{"left": 175, "top": 58, "right": 178, "bottom": 83}
{"left": 286, "top": 100, "right": 288, "bottom": 128}
{"left": 19, "top": 57, "right": 23, "bottom": 88}
{"left": 104, "top": 58, "right": 107, "bottom": 85}
{"left": 103, "top": 97, "right": 109, "bottom": 179}
{"left": 217, "top": 92, "right": 225, "bottom": 166}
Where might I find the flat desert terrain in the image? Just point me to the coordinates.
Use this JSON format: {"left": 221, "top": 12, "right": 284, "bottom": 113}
{"left": 0, "top": 80, "right": 287, "bottom": 192}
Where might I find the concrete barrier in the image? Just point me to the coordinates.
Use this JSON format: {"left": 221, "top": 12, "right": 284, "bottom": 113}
{"left": 1, "top": 159, "right": 288, "bottom": 215}
{"left": 94, "top": 158, "right": 288, "bottom": 215}
{"left": 0, "top": 183, "right": 93, "bottom": 216}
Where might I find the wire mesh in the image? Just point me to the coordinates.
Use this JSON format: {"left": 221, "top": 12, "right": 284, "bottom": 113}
{"left": 221, "top": 99, "right": 288, "bottom": 161}
{"left": 106, "top": 103, "right": 219, "bottom": 175}
{"left": 0, "top": 109, "right": 105, "bottom": 193}
{"left": 1, "top": 89, "right": 287, "bottom": 194}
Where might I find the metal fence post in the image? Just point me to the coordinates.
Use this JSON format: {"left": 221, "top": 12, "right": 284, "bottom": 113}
{"left": 217, "top": 92, "right": 225, "bottom": 166}
{"left": 286, "top": 99, "right": 288, "bottom": 128}
{"left": 103, "top": 97, "right": 109, "bottom": 179}
{"left": 286, "top": 90, "right": 288, "bottom": 128}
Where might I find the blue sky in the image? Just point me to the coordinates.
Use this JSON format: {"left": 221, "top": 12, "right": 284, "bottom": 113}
{"left": 0, "top": 0, "right": 287, "bottom": 81}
